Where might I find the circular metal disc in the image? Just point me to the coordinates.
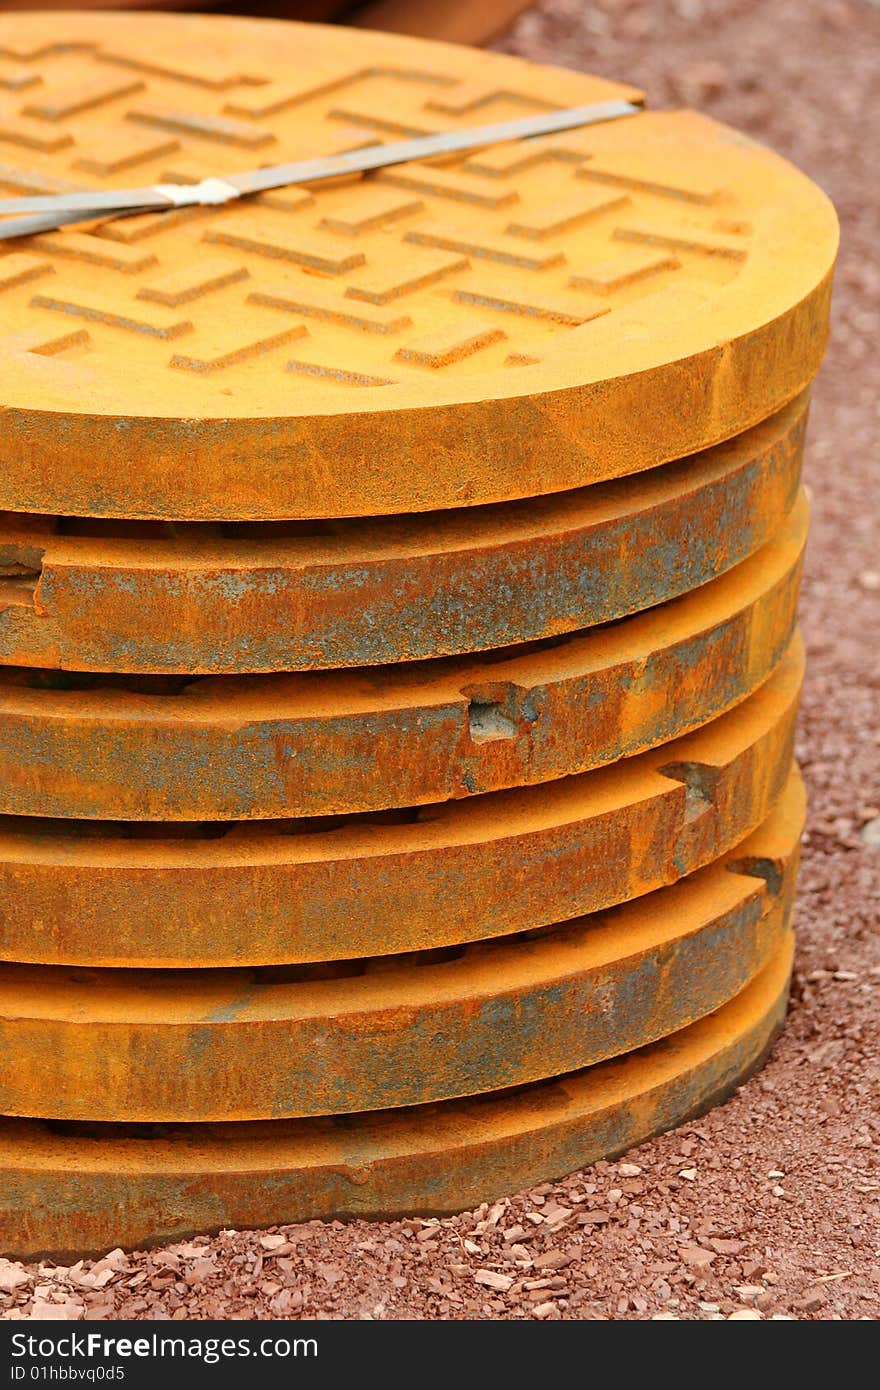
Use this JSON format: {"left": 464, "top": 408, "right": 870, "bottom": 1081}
{"left": 0, "top": 936, "right": 792, "bottom": 1260}
{"left": 0, "top": 13, "right": 837, "bottom": 519}
{"left": 0, "top": 637, "right": 802, "bottom": 966}
{"left": 0, "top": 772, "right": 802, "bottom": 1122}
{"left": 0, "top": 393, "right": 806, "bottom": 673}
{"left": 0, "top": 498, "right": 804, "bottom": 819}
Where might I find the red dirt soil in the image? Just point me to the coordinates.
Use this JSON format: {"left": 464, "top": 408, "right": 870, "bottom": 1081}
{"left": 0, "top": 0, "right": 877, "bottom": 1322}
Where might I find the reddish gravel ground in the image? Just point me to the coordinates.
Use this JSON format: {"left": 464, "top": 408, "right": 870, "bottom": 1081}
{"left": 0, "top": 0, "right": 877, "bottom": 1323}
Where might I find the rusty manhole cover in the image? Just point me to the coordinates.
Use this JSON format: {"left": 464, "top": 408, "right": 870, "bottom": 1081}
{"left": 0, "top": 11, "right": 837, "bottom": 518}
{"left": 0, "top": 501, "right": 805, "bottom": 820}
{"left": 0, "top": 770, "right": 802, "bottom": 1123}
{"left": 0, "top": 640, "right": 802, "bottom": 967}
{"left": 0, "top": 929, "right": 794, "bottom": 1258}
{"left": 0, "top": 393, "right": 806, "bottom": 672}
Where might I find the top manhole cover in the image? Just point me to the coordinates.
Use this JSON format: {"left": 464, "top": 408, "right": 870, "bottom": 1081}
{"left": 0, "top": 12, "right": 837, "bottom": 520}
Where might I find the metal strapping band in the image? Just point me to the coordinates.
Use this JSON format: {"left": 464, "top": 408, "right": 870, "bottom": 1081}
{"left": 0, "top": 100, "right": 641, "bottom": 240}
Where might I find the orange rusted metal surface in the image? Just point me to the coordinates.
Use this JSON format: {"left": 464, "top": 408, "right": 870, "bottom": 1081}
{"left": 0, "top": 936, "right": 792, "bottom": 1260}
{"left": 0, "top": 772, "right": 803, "bottom": 1123}
{"left": 0, "top": 13, "right": 837, "bottom": 521}
{"left": 0, "top": 10, "right": 837, "bottom": 1255}
{"left": 0, "top": 636, "right": 802, "bottom": 967}
{"left": 0, "top": 394, "right": 807, "bottom": 674}
{"left": 0, "top": 497, "right": 806, "bottom": 821}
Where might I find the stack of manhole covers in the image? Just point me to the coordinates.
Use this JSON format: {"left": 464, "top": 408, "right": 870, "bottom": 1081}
{"left": 0, "top": 12, "right": 837, "bottom": 1258}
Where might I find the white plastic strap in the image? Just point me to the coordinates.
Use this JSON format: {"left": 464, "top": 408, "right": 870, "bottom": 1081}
{"left": 150, "top": 179, "right": 241, "bottom": 208}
